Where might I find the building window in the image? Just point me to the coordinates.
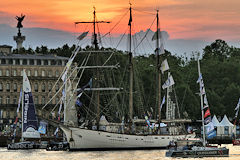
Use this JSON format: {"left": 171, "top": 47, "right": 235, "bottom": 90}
{"left": 1, "top": 59, "right": 6, "bottom": 64}
{"left": 55, "top": 97, "right": 59, "bottom": 104}
{"left": 34, "top": 70, "right": 38, "bottom": 77}
{"left": 27, "top": 70, "right": 31, "bottom": 76}
{"left": 23, "top": 59, "right": 27, "bottom": 65}
{"left": 6, "top": 96, "right": 10, "bottom": 104}
{"left": 13, "top": 96, "right": 17, "bottom": 104}
{"left": 9, "top": 59, "right": 13, "bottom": 64}
{"left": 48, "top": 83, "right": 52, "bottom": 92}
{"left": 6, "top": 83, "right": 10, "bottom": 91}
{"left": 55, "top": 84, "right": 59, "bottom": 92}
{"left": 34, "top": 83, "right": 38, "bottom": 92}
{"left": 48, "top": 71, "right": 52, "bottom": 77}
{"left": 6, "top": 110, "right": 10, "bottom": 118}
{"left": 42, "top": 96, "right": 45, "bottom": 104}
{"left": 6, "top": 70, "right": 10, "bottom": 76}
{"left": 44, "top": 60, "right": 48, "bottom": 65}
{"left": 0, "top": 70, "right": 2, "bottom": 76}
{"left": 42, "top": 70, "right": 45, "bottom": 77}
{"left": 34, "top": 96, "right": 38, "bottom": 104}
{"left": 13, "top": 83, "right": 17, "bottom": 92}
{"left": 42, "top": 83, "right": 45, "bottom": 92}
{"left": 0, "top": 83, "right": 2, "bottom": 91}
{"left": 16, "top": 59, "right": 20, "bottom": 65}
{"left": 13, "top": 70, "right": 17, "bottom": 76}
{"left": 49, "top": 97, "right": 52, "bottom": 104}
{"left": 30, "top": 59, "right": 34, "bottom": 65}
{"left": 51, "top": 60, "right": 56, "bottom": 65}
{"left": 56, "top": 70, "right": 59, "bottom": 77}
{"left": 57, "top": 60, "right": 62, "bottom": 65}
{"left": 37, "top": 60, "right": 41, "bottom": 65}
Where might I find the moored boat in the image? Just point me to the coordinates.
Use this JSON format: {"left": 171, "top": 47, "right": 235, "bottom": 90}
{"left": 7, "top": 69, "right": 41, "bottom": 150}
{"left": 166, "top": 59, "right": 229, "bottom": 157}
{"left": 7, "top": 141, "right": 40, "bottom": 150}
{"left": 58, "top": 5, "right": 195, "bottom": 150}
{"left": 166, "top": 146, "right": 229, "bottom": 158}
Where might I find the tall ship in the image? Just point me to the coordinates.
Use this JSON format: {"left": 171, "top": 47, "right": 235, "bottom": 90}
{"left": 45, "top": 5, "right": 195, "bottom": 150}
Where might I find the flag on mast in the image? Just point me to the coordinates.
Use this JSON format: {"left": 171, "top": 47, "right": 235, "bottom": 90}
{"left": 77, "top": 31, "right": 89, "bottom": 41}
{"left": 160, "top": 96, "right": 165, "bottom": 111}
{"left": 17, "top": 88, "right": 22, "bottom": 113}
{"left": 162, "top": 75, "right": 175, "bottom": 89}
{"left": 204, "top": 108, "right": 211, "bottom": 118}
{"left": 197, "top": 74, "right": 202, "bottom": 83}
{"left": 235, "top": 98, "right": 240, "bottom": 111}
{"left": 160, "top": 59, "right": 169, "bottom": 73}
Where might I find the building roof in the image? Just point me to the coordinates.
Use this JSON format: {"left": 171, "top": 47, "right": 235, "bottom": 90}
{"left": 0, "top": 45, "right": 12, "bottom": 48}
{"left": 0, "top": 53, "right": 68, "bottom": 60}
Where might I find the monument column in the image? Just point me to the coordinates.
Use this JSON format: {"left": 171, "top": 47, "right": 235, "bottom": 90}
{"left": 13, "top": 14, "right": 26, "bottom": 50}
{"left": 14, "top": 33, "right": 25, "bottom": 50}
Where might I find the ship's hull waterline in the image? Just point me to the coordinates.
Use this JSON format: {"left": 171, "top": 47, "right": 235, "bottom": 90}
{"left": 61, "top": 127, "right": 195, "bottom": 150}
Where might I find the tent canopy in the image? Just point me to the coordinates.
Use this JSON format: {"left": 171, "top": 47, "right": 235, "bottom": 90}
{"left": 212, "top": 115, "right": 221, "bottom": 126}
{"left": 219, "top": 115, "right": 234, "bottom": 127}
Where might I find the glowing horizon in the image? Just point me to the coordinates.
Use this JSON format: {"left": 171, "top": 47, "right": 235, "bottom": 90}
{"left": 1, "top": 0, "right": 240, "bottom": 41}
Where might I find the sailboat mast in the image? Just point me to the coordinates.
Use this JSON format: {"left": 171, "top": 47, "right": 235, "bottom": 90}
{"left": 128, "top": 5, "right": 133, "bottom": 122}
{"left": 197, "top": 59, "right": 206, "bottom": 147}
{"left": 75, "top": 7, "right": 110, "bottom": 129}
{"left": 156, "top": 10, "right": 162, "bottom": 122}
{"left": 93, "top": 7, "right": 98, "bottom": 49}
{"left": 21, "top": 69, "right": 24, "bottom": 141}
{"left": 93, "top": 7, "right": 100, "bottom": 129}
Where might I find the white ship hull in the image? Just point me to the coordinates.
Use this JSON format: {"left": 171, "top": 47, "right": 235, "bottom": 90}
{"left": 61, "top": 127, "right": 195, "bottom": 150}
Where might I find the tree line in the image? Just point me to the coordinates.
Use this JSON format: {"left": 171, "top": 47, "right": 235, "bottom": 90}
{"left": 14, "top": 39, "right": 240, "bottom": 121}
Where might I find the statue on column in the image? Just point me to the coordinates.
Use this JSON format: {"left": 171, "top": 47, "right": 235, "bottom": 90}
{"left": 15, "top": 14, "right": 25, "bottom": 36}
{"left": 14, "top": 14, "right": 26, "bottom": 50}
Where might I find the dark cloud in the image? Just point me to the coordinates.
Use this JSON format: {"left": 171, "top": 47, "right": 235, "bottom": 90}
{"left": 0, "top": 24, "right": 239, "bottom": 57}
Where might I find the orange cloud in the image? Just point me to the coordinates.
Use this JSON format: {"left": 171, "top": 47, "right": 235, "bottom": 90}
{"left": 1, "top": 0, "right": 240, "bottom": 41}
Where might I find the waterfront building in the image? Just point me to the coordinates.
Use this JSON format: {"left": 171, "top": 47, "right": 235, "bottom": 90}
{"left": 0, "top": 45, "right": 70, "bottom": 133}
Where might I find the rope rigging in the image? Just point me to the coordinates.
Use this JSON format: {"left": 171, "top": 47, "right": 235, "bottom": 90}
{"left": 132, "top": 16, "right": 156, "bottom": 52}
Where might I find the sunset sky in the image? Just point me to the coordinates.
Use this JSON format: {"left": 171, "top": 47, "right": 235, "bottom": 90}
{"left": 1, "top": 0, "right": 240, "bottom": 41}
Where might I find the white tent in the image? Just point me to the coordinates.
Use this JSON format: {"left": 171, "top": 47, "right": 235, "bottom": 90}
{"left": 218, "top": 115, "right": 236, "bottom": 136}
{"left": 220, "top": 115, "right": 234, "bottom": 127}
{"left": 212, "top": 115, "right": 221, "bottom": 127}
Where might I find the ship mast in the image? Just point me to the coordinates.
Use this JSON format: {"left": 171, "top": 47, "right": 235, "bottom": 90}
{"left": 156, "top": 10, "right": 162, "bottom": 122}
{"left": 75, "top": 7, "right": 110, "bottom": 49}
{"left": 75, "top": 7, "right": 110, "bottom": 129}
{"left": 197, "top": 59, "right": 206, "bottom": 147}
{"left": 128, "top": 4, "right": 133, "bottom": 122}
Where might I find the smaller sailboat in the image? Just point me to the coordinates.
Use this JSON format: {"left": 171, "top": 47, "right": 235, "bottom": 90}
{"left": 166, "top": 59, "right": 229, "bottom": 158}
{"left": 7, "top": 69, "right": 40, "bottom": 150}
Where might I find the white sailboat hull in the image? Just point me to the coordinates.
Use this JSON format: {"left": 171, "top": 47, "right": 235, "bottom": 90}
{"left": 61, "top": 127, "right": 195, "bottom": 150}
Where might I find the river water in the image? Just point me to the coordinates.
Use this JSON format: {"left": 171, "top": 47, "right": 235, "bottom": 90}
{"left": 0, "top": 145, "right": 240, "bottom": 160}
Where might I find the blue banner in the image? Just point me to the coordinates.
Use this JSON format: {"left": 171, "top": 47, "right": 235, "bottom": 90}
{"left": 207, "top": 129, "right": 216, "bottom": 139}
{"left": 23, "top": 92, "right": 38, "bottom": 132}
{"left": 38, "top": 121, "right": 47, "bottom": 134}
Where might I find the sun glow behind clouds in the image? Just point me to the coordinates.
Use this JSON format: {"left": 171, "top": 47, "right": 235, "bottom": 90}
{"left": 1, "top": 0, "right": 240, "bottom": 40}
